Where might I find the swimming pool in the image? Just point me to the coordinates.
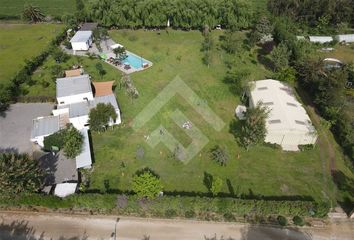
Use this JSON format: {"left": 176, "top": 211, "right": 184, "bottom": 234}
{"left": 123, "top": 52, "right": 149, "bottom": 69}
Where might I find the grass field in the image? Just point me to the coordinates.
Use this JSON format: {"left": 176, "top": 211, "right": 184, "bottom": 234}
{"left": 0, "top": 23, "right": 64, "bottom": 83}
{"left": 21, "top": 28, "right": 352, "bottom": 203}
{"left": 0, "top": 0, "right": 75, "bottom": 18}
{"left": 80, "top": 29, "right": 340, "bottom": 201}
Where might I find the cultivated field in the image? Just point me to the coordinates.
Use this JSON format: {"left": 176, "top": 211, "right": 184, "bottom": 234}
{"left": 0, "top": 23, "right": 63, "bottom": 83}
{"left": 0, "top": 0, "right": 75, "bottom": 18}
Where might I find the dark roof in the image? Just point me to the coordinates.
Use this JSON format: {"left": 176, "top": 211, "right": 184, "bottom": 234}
{"left": 38, "top": 151, "right": 78, "bottom": 186}
{"left": 80, "top": 23, "right": 98, "bottom": 31}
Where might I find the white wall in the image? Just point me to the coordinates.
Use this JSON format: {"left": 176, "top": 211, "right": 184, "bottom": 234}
{"left": 70, "top": 115, "right": 89, "bottom": 130}
{"left": 30, "top": 135, "right": 46, "bottom": 147}
{"left": 71, "top": 42, "right": 89, "bottom": 51}
{"left": 265, "top": 130, "right": 317, "bottom": 149}
{"left": 57, "top": 92, "right": 94, "bottom": 106}
{"left": 52, "top": 108, "right": 69, "bottom": 116}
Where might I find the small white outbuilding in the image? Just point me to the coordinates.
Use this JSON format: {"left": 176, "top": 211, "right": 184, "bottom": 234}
{"left": 70, "top": 31, "right": 93, "bottom": 51}
{"left": 309, "top": 36, "right": 333, "bottom": 44}
{"left": 54, "top": 183, "right": 77, "bottom": 198}
{"left": 336, "top": 34, "right": 354, "bottom": 43}
{"left": 249, "top": 79, "right": 317, "bottom": 151}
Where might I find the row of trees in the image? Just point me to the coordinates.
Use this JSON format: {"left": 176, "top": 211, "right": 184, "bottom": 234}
{"left": 86, "top": 0, "right": 255, "bottom": 29}
{"left": 268, "top": 0, "right": 354, "bottom": 32}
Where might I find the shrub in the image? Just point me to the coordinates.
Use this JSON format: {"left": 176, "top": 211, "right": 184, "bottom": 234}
{"left": 298, "top": 144, "right": 314, "bottom": 151}
{"left": 165, "top": 209, "right": 177, "bottom": 218}
{"left": 185, "top": 210, "right": 196, "bottom": 218}
{"left": 277, "top": 215, "right": 288, "bottom": 226}
{"left": 63, "top": 39, "right": 72, "bottom": 49}
{"left": 223, "top": 212, "right": 235, "bottom": 222}
{"left": 132, "top": 170, "right": 163, "bottom": 199}
{"left": 293, "top": 215, "right": 305, "bottom": 226}
{"left": 43, "top": 129, "right": 66, "bottom": 151}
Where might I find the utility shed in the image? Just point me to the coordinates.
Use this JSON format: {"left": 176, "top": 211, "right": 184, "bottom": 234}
{"left": 309, "top": 36, "right": 333, "bottom": 43}
{"left": 336, "top": 34, "right": 354, "bottom": 43}
{"left": 70, "top": 31, "right": 93, "bottom": 51}
{"left": 249, "top": 79, "right": 317, "bottom": 151}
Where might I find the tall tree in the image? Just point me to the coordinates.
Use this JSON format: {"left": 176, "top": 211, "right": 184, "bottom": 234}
{"left": 75, "top": 0, "right": 86, "bottom": 21}
{"left": 88, "top": 103, "right": 117, "bottom": 132}
{"left": 22, "top": 5, "right": 45, "bottom": 23}
{"left": 239, "top": 103, "right": 268, "bottom": 150}
{"left": 63, "top": 125, "right": 83, "bottom": 159}
{"left": 270, "top": 43, "right": 291, "bottom": 71}
{"left": 0, "top": 153, "right": 44, "bottom": 194}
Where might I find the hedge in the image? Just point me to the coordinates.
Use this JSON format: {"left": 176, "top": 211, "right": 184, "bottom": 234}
{"left": 0, "top": 194, "right": 330, "bottom": 220}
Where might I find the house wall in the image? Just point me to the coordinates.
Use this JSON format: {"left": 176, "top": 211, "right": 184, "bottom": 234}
{"left": 265, "top": 130, "right": 317, "bottom": 149}
{"left": 52, "top": 108, "right": 69, "bottom": 116}
{"left": 57, "top": 92, "right": 94, "bottom": 106}
{"left": 71, "top": 41, "right": 89, "bottom": 51}
{"left": 70, "top": 115, "right": 89, "bottom": 130}
{"left": 30, "top": 135, "right": 46, "bottom": 147}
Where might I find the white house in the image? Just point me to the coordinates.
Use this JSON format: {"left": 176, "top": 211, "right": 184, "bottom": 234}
{"left": 248, "top": 79, "right": 317, "bottom": 151}
{"left": 336, "top": 34, "right": 354, "bottom": 43}
{"left": 70, "top": 31, "right": 93, "bottom": 51}
{"left": 309, "top": 36, "right": 333, "bottom": 43}
{"left": 32, "top": 70, "right": 121, "bottom": 170}
{"left": 56, "top": 74, "right": 94, "bottom": 106}
{"left": 30, "top": 116, "right": 61, "bottom": 147}
{"left": 53, "top": 77, "right": 121, "bottom": 130}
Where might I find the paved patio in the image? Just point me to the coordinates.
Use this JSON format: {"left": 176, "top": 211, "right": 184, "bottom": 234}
{"left": 0, "top": 103, "right": 54, "bottom": 154}
{"left": 61, "top": 38, "right": 152, "bottom": 74}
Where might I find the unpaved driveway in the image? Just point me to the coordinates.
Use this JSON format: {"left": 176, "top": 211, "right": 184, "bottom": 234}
{"left": 0, "top": 211, "right": 353, "bottom": 240}
{"left": 0, "top": 103, "right": 53, "bottom": 153}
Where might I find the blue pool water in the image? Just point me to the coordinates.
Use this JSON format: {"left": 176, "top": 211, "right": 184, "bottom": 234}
{"left": 124, "top": 53, "right": 148, "bottom": 69}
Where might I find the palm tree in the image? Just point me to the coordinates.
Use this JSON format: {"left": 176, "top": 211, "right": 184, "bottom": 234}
{"left": 22, "top": 4, "right": 45, "bottom": 23}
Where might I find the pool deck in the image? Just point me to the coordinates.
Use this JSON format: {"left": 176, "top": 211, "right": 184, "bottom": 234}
{"left": 61, "top": 38, "right": 152, "bottom": 74}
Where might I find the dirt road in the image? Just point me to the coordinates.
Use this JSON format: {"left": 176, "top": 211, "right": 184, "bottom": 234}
{"left": 0, "top": 211, "right": 353, "bottom": 240}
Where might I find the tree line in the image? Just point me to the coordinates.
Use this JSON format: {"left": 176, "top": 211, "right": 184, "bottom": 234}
{"left": 268, "top": 0, "right": 354, "bottom": 30}
{"left": 85, "top": 0, "right": 255, "bottom": 30}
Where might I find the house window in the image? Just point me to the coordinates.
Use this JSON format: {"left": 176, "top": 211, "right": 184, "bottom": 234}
{"left": 60, "top": 101, "right": 64, "bottom": 104}
{"left": 257, "top": 87, "right": 268, "bottom": 90}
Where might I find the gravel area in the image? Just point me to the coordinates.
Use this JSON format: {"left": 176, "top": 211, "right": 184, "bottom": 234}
{"left": 0, "top": 103, "right": 54, "bottom": 154}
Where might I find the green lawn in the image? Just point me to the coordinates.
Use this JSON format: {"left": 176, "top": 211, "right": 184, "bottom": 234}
{"left": 85, "top": 30, "right": 336, "bottom": 201}
{"left": 0, "top": 0, "right": 75, "bottom": 18}
{"left": 0, "top": 23, "right": 64, "bottom": 83}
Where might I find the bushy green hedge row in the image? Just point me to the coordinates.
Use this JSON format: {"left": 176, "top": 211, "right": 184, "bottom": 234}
{"left": 1, "top": 28, "right": 67, "bottom": 110}
{"left": 0, "top": 194, "right": 330, "bottom": 220}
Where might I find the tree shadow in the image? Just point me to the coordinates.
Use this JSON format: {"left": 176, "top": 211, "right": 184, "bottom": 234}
{"left": 240, "top": 225, "right": 312, "bottom": 240}
{"left": 226, "top": 179, "right": 235, "bottom": 196}
{"left": 331, "top": 170, "right": 354, "bottom": 214}
{"left": 256, "top": 47, "right": 274, "bottom": 71}
{"left": 135, "top": 167, "right": 160, "bottom": 178}
{"left": 203, "top": 172, "right": 213, "bottom": 192}
{"left": 0, "top": 220, "right": 89, "bottom": 240}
